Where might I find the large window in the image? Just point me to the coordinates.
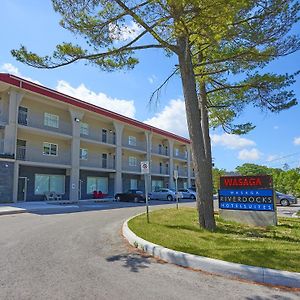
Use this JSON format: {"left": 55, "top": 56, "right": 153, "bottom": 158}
{"left": 129, "top": 156, "right": 137, "bottom": 167}
{"left": 128, "top": 135, "right": 137, "bottom": 146}
{"left": 44, "top": 113, "right": 59, "bottom": 128}
{"left": 43, "top": 142, "right": 58, "bottom": 156}
{"left": 87, "top": 177, "right": 108, "bottom": 194}
{"left": 80, "top": 122, "right": 89, "bottom": 135}
{"left": 34, "top": 174, "right": 65, "bottom": 195}
{"left": 130, "top": 179, "right": 138, "bottom": 190}
{"left": 152, "top": 180, "right": 163, "bottom": 192}
{"left": 80, "top": 148, "right": 88, "bottom": 160}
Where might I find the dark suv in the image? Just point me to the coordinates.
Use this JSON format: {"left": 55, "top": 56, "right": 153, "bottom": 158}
{"left": 115, "top": 190, "right": 146, "bottom": 203}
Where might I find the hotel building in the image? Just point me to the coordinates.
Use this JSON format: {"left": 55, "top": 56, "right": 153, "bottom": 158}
{"left": 0, "top": 73, "right": 194, "bottom": 203}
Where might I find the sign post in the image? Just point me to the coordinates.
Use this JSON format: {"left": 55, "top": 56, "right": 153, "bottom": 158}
{"left": 141, "top": 161, "right": 150, "bottom": 223}
{"left": 173, "top": 170, "right": 179, "bottom": 210}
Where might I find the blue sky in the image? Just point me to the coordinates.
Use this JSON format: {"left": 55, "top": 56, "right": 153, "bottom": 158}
{"left": 1, "top": 0, "right": 300, "bottom": 171}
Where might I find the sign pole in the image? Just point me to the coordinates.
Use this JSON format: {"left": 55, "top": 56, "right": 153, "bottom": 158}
{"left": 141, "top": 161, "right": 150, "bottom": 223}
{"left": 145, "top": 173, "right": 149, "bottom": 223}
{"left": 174, "top": 170, "right": 179, "bottom": 210}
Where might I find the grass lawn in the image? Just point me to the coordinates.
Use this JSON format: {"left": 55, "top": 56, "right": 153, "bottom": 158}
{"left": 128, "top": 207, "right": 300, "bottom": 273}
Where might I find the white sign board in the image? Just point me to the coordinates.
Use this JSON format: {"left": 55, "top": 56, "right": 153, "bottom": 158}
{"left": 173, "top": 170, "right": 178, "bottom": 180}
{"left": 141, "top": 161, "right": 150, "bottom": 174}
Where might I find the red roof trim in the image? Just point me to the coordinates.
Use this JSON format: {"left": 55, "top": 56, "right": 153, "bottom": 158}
{"left": 0, "top": 73, "right": 190, "bottom": 144}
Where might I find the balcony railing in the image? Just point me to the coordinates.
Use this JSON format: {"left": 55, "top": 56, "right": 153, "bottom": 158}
{"left": 0, "top": 114, "right": 7, "bottom": 125}
{"left": 18, "top": 112, "right": 72, "bottom": 136}
{"left": 174, "top": 152, "right": 188, "bottom": 160}
{"left": 122, "top": 139, "right": 146, "bottom": 152}
{"left": 16, "top": 145, "right": 71, "bottom": 165}
{"left": 0, "top": 139, "right": 4, "bottom": 154}
{"left": 151, "top": 165, "right": 169, "bottom": 175}
{"left": 81, "top": 130, "right": 116, "bottom": 145}
{"left": 122, "top": 161, "right": 142, "bottom": 172}
{"left": 80, "top": 154, "right": 115, "bottom": 169}
{"left": 152, "top": 145, "right": 169, "bottom": 156}
{"left": 177, "top": 168, "right": 188, "bottom": 177}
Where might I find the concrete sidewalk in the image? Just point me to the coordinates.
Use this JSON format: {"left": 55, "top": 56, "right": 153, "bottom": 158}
{"left": 0, "top": 199, "right": 114, "bottom": 216}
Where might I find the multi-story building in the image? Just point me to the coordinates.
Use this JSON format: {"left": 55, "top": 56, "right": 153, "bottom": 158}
{"left": 0, "top": 73, "right": 194, "bottom": 203}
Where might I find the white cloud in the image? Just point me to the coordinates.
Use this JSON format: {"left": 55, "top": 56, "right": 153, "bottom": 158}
{"left": 0, "top": 63, "right": 41, "bottom": 84}
{"left": 238, "top": 148, "right": 261, "bottom": 160}
{"left": 273, "top": 125, "right": 279, "bottom": 130}
{"left": 56, "top": 80, "right": 136, "bottom": 118}
{"left": 293, "top": 137, "right": 300, "bottom": 145}
{"left": 144, "top": 99, "right": 189, "bottom": 137}
{"left": 109, "top": 21, "right": 143, "bottom": 41}
{"left": 211, "top": 133, "right": 256, "bottom": 150}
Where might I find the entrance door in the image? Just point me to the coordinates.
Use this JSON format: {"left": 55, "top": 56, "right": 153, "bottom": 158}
{"left": 18, "top": 177, "right": 27, "bottom": 202}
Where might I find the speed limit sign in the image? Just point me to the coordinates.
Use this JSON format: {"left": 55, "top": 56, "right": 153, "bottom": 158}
{"left": 140, "top": 161, "right": 150, "bottom": 174}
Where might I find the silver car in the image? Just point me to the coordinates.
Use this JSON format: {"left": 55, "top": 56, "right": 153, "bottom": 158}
{"left": 149, "top": 188, "right": 182, "bottom": 201}
{"left": 178, "top": 188, "right": 196, "bottom": 199}
{"left": 275, "top": 191, "right": 297, "bottom": 206}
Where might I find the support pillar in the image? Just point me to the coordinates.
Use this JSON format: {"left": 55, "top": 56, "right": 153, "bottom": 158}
{"left": 69, "top": 109, "right": 84, "bottom": 202}
{"left": 168, "top": 139, "right": 174, "bottom": 189}
{"left": 113, "top": 122, "right": 124, "bottom": 194}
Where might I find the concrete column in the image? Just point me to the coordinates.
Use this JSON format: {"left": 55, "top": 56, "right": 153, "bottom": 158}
{"left": 187, "top": 145, "right": 192, "bottom": 188}
{"left": 69, "top": 109, "right": 84, "bottom": 202}
{"left": 168, "top": 139, "right": 174, "bottom": 189}
{"left": 145, "top": 131, "right": 152, "bottom": 192}
{"left": 12, "top": 161, "right": 19, "bottom": 203}
{"left": 4, "top": 90, "right": 23, "bottom": 154}
{"left": 113, "top": 122, "right": 124, "bottom": 194}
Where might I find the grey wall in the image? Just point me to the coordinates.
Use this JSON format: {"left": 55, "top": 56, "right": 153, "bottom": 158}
{"left": 19, "top": 166, "right": 69, "bottom": 201}
{"left": 0, "top": 161, "right": 14, "bottom": 203}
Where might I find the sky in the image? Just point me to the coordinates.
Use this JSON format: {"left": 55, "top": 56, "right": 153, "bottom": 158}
{"left": 1, "top": 0, "right": 300, "bottom": 171}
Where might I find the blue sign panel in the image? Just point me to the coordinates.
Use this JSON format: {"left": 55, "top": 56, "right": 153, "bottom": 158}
{"left": 219, "top": 189, "right": 275, "bottom": 211}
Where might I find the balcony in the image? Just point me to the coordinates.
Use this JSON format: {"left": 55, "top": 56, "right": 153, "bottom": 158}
{"left": 151, "top": 164, "right": 169, "bottom": 175}
{"left": 122, "top": 161, "right": 143, "bottom": 173}
{"left": 174, "top": 151, "right": 188, "bottom": 160}
{"left": 122, "top": 139, "right": 146, "bottom": 152}
{"left": 16, "top": 145, "right": 71, "bottom": 165}
{"left": 0, "top": 114, "right": 7, "bottom": 126}
{"left": 152, "top": 145, "right": 169, "bottom": 156}
{"left": 81, "top": 130, "right": 116, "bottom": 145}
{"left": 18, "top": 111, "right": 72, "bottom": 136}
{"left": 177, "top": 167, "right": 188, "bottom": 177}
{"left": 80, "top": 154, "right": 115, "bottom": 170}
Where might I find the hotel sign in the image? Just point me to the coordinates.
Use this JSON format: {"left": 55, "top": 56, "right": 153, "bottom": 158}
{"left": 219, "top": 175, "right": 275, "bottom": 212}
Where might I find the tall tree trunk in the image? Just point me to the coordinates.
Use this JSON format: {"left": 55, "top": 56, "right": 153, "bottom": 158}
{"left": 177, "top": 36, "right": 216, "bottom": 231}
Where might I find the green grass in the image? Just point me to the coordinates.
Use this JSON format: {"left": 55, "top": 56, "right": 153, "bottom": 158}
{"left": 128, "top": 207, "right": 300, "bottom": 273}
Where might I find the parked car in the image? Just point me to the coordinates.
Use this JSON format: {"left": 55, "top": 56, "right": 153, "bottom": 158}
{"left": 178, "top": 188, "right": 196, "bottom": 199}
{"left": 275, "top": 191, "right": 297, "bottom": 206}
{"left": 115, "top": 190, "right": 146, "bottom": 203}
{"left": 149, "top": 188, "right": 183, "bottom": 201}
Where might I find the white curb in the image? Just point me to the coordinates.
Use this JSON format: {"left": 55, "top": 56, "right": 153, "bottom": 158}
{"left": 122, "top": 215, "right": 300, "bottom": 288}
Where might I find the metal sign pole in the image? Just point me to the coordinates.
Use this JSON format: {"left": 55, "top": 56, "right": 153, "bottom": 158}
{"left": 145, "top": 173, "right": 149, "bottom": 223}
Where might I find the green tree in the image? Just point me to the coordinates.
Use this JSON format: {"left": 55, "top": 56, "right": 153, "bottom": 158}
{"left": 235, "top": 163, "right": 272, "bottom": 176}
{"left": 212, "top": 168, "right": 226, "bottom": 194}
{"left": 11, "top": 0, "right": 300, "bottom": 230}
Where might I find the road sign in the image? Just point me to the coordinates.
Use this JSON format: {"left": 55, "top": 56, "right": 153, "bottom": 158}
{"left": 173, "top": 170, "right": 178, "bottom": 180}
{"left": 140, "top": 161, "right": 150, "bottom": 174}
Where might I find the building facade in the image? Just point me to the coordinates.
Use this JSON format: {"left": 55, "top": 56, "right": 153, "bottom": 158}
{"left": 0, "top": 73, "right": 194, "bottom": 203}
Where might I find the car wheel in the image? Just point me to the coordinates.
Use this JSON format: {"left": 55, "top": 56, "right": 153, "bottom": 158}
{"left": 134, "top": 197, "right": 139, "bottom": 203}
{"left": 280, "top": 199, "right": 290, "bottom": 206}
{"left": 190, "top": 194, "right": 196, "bottom": 200}
{"left": 167, "top": 195, "right": 173, "bottom": 201}
{"left": 115, "top": 195, "right": 121, "bottom": 201}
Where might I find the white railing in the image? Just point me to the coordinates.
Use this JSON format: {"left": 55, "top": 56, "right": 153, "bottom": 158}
{"left": 80, "top": 154, "right": 115, "bottom": 169}
{"left": 81, "top": 131, "right": 116, "bottom": 145}
{"left": 152, "top": 145, "right": 169, "bottom": 156}
{"left": 122, "top": 139, "right": 146, "bottom": 151}
{"left": 151, "top": 164, "right": 169, "bottom": 175}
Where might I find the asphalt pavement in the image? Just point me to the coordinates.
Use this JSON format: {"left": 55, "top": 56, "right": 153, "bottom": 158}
{"left": 0, "top": 201, "right": 299, "bottom": 300}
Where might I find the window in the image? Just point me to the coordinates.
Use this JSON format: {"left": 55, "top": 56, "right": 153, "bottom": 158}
{"left": 158, "top": 144, "right": 162, "bottom": 154}
{"left": 18, "top": 106, "right": 28, "bottom": 125}
{"left": 129, "top": 156, "right": 137, "bottom": 166}
{"left": 159, "top": 162, "right": 162, "bottom": 173}
{"left": 43, "top": 142, "right": 58, "bottom": 156}
{"left": 80, "top": 148, "right": 88, "bottom": 160}
{"left": 34, "top": 174, "right": 65, "bottom": 195}
{"left": 152, "top": 180, "right": 163, "bottom": 192}
{"left": 80, "top": 122, "right": 89, "bottom": 135}
{"left": 102, "top": 153, "right": 107, "bottom": 168}
{"left": 165, "top": 163, "right": 169, "bottom": 174}
{"left": 130, "top": 179, "right": 138, "bottom": 190}
{"left": 175, "top": 148, "right": 179, "bottom": 156}
{"left": 44, "top": 113, "right": 59, "bottom": 128}
{"left": 165, "top": 146, "right": 168, "bottom": 156}
{"left": 128, "top": 135, "right": 136, "bottom": 146}
{"left": 87, "top": 177, "right": 108, "bottom": 194}
{"left": 102, "top": 129, "right": 107, "bottom": 143}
